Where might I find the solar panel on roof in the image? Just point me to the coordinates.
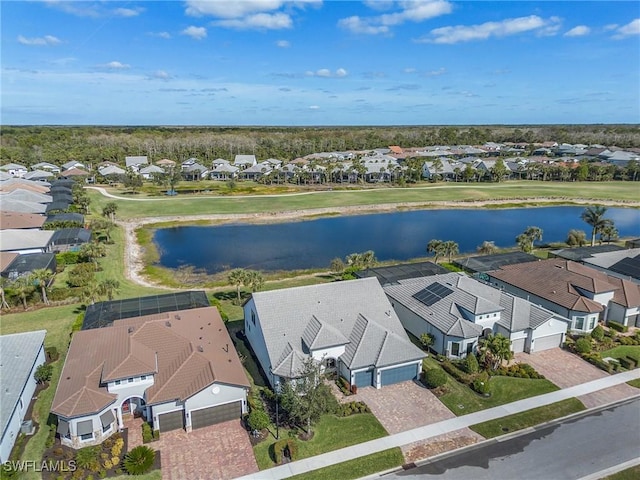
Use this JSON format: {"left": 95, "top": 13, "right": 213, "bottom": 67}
{"left": 412, "top": 282, "right": 453, "bottom": 306}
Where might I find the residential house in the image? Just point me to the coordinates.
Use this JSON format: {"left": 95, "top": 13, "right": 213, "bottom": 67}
{"left": 0, "top": 330, "right": 47, "bottom": 463}
{"left": 0, "top": 163, "right": 28, "bottom": 178}
{"left": 549, "top": 245, "right": 625, "bottom": 263}
{"left": 51, "top": 306, "right": 250, "bottom": 448}
{"left": 98, "top": 165, "right": 126, "bottom": 178}
{"left": 51, "top": 228, "right": 92, "bottom": 253}
{"left": 582, "top": 248, "right": 640, "bottom": 283}
{"left": 59, "top": 167, "right": 90, "bottom": 180}
{"left": 139, "top": 165, "right": 164, "bottom": 180}
{"left": 244, "top": 278, "right": 425, "bottom": 390}
{"left": 0, "top": 252, "right": 19, "bottom": 277}
{"left": 124, "top": 156, "right": 149, "bottom": 172}
{"left": 0, "top": 200, "right": 47, "bottom": 215}
{"left": 233, "top": 155, "right": 257, "bottom": 170}
{"left": 182, "top": 163, "right": 209, "bottom": 181}
{"left": 24, "top": 170, "right": 54, "bottom": 182}
{"left": 0, "top": 229, "right": 54, "bottom": 254}
{"left": 422, "top": 159, "right": 456, "bottom": 180}
{"left": 2, "top": 189, "right": 52, "bottom": 204}
{"left": 1, "top": 253, "right": 56, "bottom": 280}
{"left": 0, "top": 178, "right": 51, "bottom": 194}
{"left": 210, "top": 163, "right": 239, "bottom": 181}
{"left": 384, "top": 273, "right": 569, "bottom": 358}
{"left": 32, "top": 162, "right": 61, "bottom": 174}
{"left": 0, "top": 211, "right": 46, "bottom": 230}
{"left": 488, "top": 259, "right": 640, "bottom": 330}
{"left": 61, "top": 161, "right": 85, "bottom": 171}
{"left": 240, "top": 161, "right": 273, "bottom": 181}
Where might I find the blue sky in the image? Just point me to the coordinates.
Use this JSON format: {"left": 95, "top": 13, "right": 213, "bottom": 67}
{"left": 2, "top": 1, "right": 639, "bottom": 126}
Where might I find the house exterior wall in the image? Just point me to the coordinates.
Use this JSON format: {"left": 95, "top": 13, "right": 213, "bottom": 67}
{"left": 444, "top": 335, "right": 476, "bottom": 359}
{"left": 529, "top": 318, "right": 569, "bottom": 352}
{"left": 0, "top": 342, "right": 45, "bottom": 463}
{"left": 608, "top": 303, "right": 639, "bottom": 327}
{"left": 243, "top": 299, "right": 276, "bottom": 388}
{"left": 374, "top": 360, "right": 423, "bottom": 389}
{"left": 59, "top": 403, "right": 117, "bottom": 449}
{"left": 310, "top": 345, "right": 345, "bottom": 364}
{"left": 184, "top": 383, "right": 248, "bottom": 430}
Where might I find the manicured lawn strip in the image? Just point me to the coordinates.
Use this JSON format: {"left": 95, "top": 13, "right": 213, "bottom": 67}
{"left": 288, "top": 447, "right": 405, "bottom": 480}
{"left": 422, "top": 357, "right": 560, "bottom": 416}
{"left": 469, "top": 398, "right": 586, "bottom": 438}
{"left": 627, "top": 379, "right": 640, "bottom": 389}
{"left": 253, "top": 414, "right": 388, "bottom": 470}
{"left": 600, "top": 345, "right": 640, "bottom": 364}
{"left": 87, "top": 181, "right": 640, "bottom": 220}
{"left": 601, "top": 465, "right": 640, "bottom": 480}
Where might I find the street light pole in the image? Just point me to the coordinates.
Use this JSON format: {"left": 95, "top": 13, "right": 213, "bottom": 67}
{"left": 275, "top": 380, "right": 280, "bottom": 440}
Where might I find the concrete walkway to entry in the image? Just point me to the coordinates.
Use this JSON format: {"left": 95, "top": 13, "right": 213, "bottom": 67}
{"left": 234, "top": 369, "right": 640, "bottom": 480}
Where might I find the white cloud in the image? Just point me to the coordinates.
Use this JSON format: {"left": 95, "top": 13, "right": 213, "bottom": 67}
{"left": 150, "top": 70, "right": 172, "bottom": 80}
{"left": 114, "top": 7, "right": 144, "bottom": 18}
{"left": 425, "top": 67, "right": 446, "bottom": 77}
{"left": 612, "top": 18, "right": 640, "bottom": 39}
{"left": 102, "top": 61, "right": 130, "bottom": 70}
{"left": 363, "top": 0, "right": 395, "bottom": 11}
{"left": 181, "top": 26, "right": 207, "bottom": 40}
{"left": 185, "top": 0, "right": 284, "bottom": 18}
{"left": 306, "top": 68, "right": 348, "bottom": 78}
{"left": 404, "top": 67, "right": 417, "bottom": 74}
{"left": 309, "top": 105, "right": 320, "bottom": 109}
{"left": 564, "top": 25, "right": 590, "bottom": 37}
{"left": 339, "top": 0, "right": 452, "bottom": 35}
{"left": 276, "top": 40, "right": 291, "bottom": 48}
{"left": 149, "top": 32, "right": 172, "bottom": 39}
{"left": 17, "top": 34, "right": 62, "bottom": 46}
{"left": 419, "top": 15, "right": 560, "bottom": 44}
{"left": 213, "top": 13, "right": 292, "bottom": 30}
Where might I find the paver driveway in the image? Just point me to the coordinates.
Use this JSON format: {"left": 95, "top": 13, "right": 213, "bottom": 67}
{"left": 515, "top": 348, "right": 639, "bottom": 409}
{"left": 351, "top": 381, "right": 483, "bottom": 462}
{"left": 125, "top": 418, "right": 258, "bottom": 480}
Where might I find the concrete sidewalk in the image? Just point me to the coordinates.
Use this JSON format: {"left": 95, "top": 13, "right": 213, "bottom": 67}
{"left": 235, "top": 369, "right": 640, "bottom": 480}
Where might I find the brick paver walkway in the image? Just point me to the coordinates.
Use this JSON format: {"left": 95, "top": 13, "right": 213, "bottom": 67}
{"left": 515, "top": 348, "right": 638, "bottom": 408}
{"left": 123, "top": 417, "right": 258, "bottom": 480}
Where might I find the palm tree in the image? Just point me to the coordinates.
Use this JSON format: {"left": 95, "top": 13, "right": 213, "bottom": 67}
{"left": 80, "top": 243, "right": 106, "bottom": 269}
{"left": 81, "top": 280, "right": 102, "bottom": 305}
{"left": 12, "top": 277, "right": 34, "bottom": 310}
{"left": 516, "top": 226, "right": 543, "bottom": 253}
{"left": 30, "top": 268, "right": 53, "bottom": 305}
{"left": 426, "top": 239, "right": 445, "bottom": 264}
{"left": 581, "top": 206, "right": 612, "bottom": 247}
{"left": 228, "top": 268, "right": 248, "bottom": 303}
{"left": 102, "top": 202, "right": 118, "bottom": 222}
{"left": 98, "top": 278, "right": 120, "bottom": 301}
{"left": 246, "top": 270, "right": 264, "bottom": 292}
{"left": 477, "top": 241, "right": 497, "bottom": 254}
{"left": 478, "top": 333, "right": 513, "bottom": 370}
{"left": 0, "top": 277, "right": 10, "bottom": 309}
{"left": 599, "top": 224, "right": 619, "bottom": 244}
{"left": 430, "top": 158, "right": 443, "bottom": 182}
{"left": 566, "top": 229, "right": 587, "bottom": 248}
{"left": 443, "top": 240, "right": 459, "bottom": 263}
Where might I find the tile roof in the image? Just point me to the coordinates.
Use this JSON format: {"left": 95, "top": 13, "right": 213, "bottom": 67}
{"left": 0, "top": 252, "right": 19, "bottom": 271}
{"left": 250, "top": 278, "right": 424, "bottom": 378}
{"left": 0, "top": 211, "right": 46, "bottom": 230}
{"left": 52, "top": 307, "right": 249, "bottom": 418}
{"left": 0, "top": 229, "right": 54, "bottom": 252}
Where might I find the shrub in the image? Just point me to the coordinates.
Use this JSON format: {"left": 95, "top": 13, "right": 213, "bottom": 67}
{"left": 607, "top": 320, "right": 628, "bottom": 333}
{"left": 75, "top": 446, "right": 101, "bottom": 471}
{"left": 463, "top": 353, "right": 479, "bottom": 374}
{"left": 247, "top": 409, "right": 270, "bottom": 431}
{"left": 141, "top": 422, "right": 153, "bottom": 443}
{"left": 618, "top": 357, "right": 634, "bottom": 370}
{"left": 575, "top": 337, "right": 592, "bottom": 354}
{"left": 441, "top": 360, "right": 473, "bottom": 385}
{"left": 336, "top": 377, "right": 351, "bottom": 396}
{"left": 56, "top": 251, "right": 81, "bottom": 266}
{"left": 35, "top": 363, "right": 53, "bottom": 384}
{"left": 123, "top": 446, "right": 155, "bottom": 475}
{"left": 45, "top": 424, "right": 57, "bottom": 448}
{"left": 472, "top": 372, "right": 491, "bottom": 395}
{"left": 336, "top": 401, "right": 370, "bottom": 417}
{"left": 45, "top": 346, "right": 59, "bottom": 362}
{"left": 423, "top": 369, "right": 447, "bottom": 388}
{"left": 98, "top": 470, "right": 107, "bottom": 479}
{"left": 273, "top": 439, "right": 298, "bottom": 464}
{"left": 590, "top": 325, "right": 605, "bottom": 341}
{"left": 210, "top": 297, "right": 229, "bottom": 323}
{"left": 71, "top": 313, "right": 84, "bottom": 333}
{"left": 153, "top": 429, "right": 160, "bottom": 441}
{"left": 48, "top": 288, "right": 78, "bottom": 302}
{"left": 67, "top": 263, "right": 97, "bottom": 288}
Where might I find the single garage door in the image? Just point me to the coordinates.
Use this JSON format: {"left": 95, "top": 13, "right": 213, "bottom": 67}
{"left": 380, "top": 364, "right": 418, "bottom": 386}
{"left": 191, "top": 401, "right": 242, "bottom": 430}
{"left": 511, "top": 338, "right": 526, "bottom": 353}
{"left": 353, "top": 369, "right": 374, "bottom": 388}
{"left": 534, "top": 334, "right": 563, "bottom": 352}
{"left": 157, "top": 410, "right": 184, "bottom": 432}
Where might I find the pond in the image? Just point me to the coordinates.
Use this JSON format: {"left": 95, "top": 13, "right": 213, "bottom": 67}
{"left": 153, "top": 206, "right": 640, "bottom": 273}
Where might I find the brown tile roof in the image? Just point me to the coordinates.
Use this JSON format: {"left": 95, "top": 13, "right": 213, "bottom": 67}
{"left": 0, "top": 182, "right": 50, "bottom": 194}
{"left": 607, "top": 277, "right": 640, "bottom": 308}
{"left": 0, "top": 252, "right": 19, "bottom": 271}
{"left": 52, "top": 306, "right": 249, "bottom": 418}
{"left": 60, "top": 167, "right": 89, "bottom": 177}
{"left": 0, "top": 211, "right": 46, "bottom": 230}
{"left": 489, "top": 259, "right": 618, "bottom": 313}
{"left": 389, "top": 146, "right": 404, "bottom": 154}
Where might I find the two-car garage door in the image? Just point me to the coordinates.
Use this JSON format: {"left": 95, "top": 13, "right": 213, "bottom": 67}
{"left": 380, "top": 364, "right": 419, "bottom": 386}
{"left": 191, "top": 401, "right": 242, "bottom": 430}
{"left": 534, "top": 333, "right": 563, "bottom": 352}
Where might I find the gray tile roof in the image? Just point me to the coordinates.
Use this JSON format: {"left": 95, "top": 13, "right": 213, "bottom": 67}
{"left": 1, "top": 330, "right": 46, "bottom": 439}
{"left": 385, "top": 273, "right": 558, "bottom": 338}
{"left": 250, "top": 278, "right": 424, "bottom": 378}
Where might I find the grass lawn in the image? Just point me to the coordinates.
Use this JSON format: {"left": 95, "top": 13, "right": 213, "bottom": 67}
{"left": 627, "top": 379, "right": 640, "bottom": 389}
{"left": 601, "top": 465, "right": 640, "bottom": 480}
{"left": 600, "top": 345, "right": 640, "bottom": 364}
{"left": 253, "top": 413, "right": 389, "bottom": 470}
{"left": 469, "top": 398, "right": 586, "bottom": 438}
{"left": 87, "top": 181, "right": 640, "bottom": 220}
{"left": 423, "top": 357, "right": 560, "bottom": 416}
{"left": 288, "top": 447, "right": 405, "bottom": 480}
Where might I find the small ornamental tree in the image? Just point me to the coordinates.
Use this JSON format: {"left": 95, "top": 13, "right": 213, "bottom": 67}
{"left": 123, "top": 446, "right": 155, "bottom": 475}
{"left": 420, "top": 333, "right": 435, "bottom": 350}
{"left": 590, "top": 325, "right": 605, "bottom": 342}
{"left": 464, "top": 353, "right": 479, "bottom": 374}
{"left": 575, "top": 337, "right": 592, "bottom": 354}
{"left": 424, "top": 369, "right": 447, "bottom": 389}
{"left": 247, "top": 409, "right": 270, "bottom": 432}
{"left": 34, "top": 363, "right": 53, "bottom": 384}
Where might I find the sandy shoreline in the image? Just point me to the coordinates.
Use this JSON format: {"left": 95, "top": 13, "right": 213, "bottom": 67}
{"left": 120, "top": 198, "right": 640, "bottom": 289}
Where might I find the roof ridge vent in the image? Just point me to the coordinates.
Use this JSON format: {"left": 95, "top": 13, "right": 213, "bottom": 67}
{"left": 128, "top": 327, "right": 134, "bottom": 334}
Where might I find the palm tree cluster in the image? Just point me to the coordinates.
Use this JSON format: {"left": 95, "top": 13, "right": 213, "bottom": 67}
{"left": 227, "top": 268, "right": 265, "bottom": 303}
{"left": 426, "top": 239, "right": 459, "bottom": 264}
{"left": 478, "top": 333, "right": 513, "bottom": 371}
{"left": 515, "top": 226, "right": 543, "bottom": 253}
{"left": 580, "top": 206, "right": 617, "bottom": 246}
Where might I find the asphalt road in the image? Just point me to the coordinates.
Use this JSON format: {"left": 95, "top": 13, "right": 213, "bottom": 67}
{"left": 388, "top": 398, "right": 640, "bottom": 480}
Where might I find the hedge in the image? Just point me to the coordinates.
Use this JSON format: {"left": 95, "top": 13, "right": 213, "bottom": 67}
{"left": 273, "top": 439, "right": 298, "bottom": 464}
{"left": 607, "top": 320, "right": 628, "bottom": 333}
{"left": 423, "top": 369, "right": 447, "bottom": 388}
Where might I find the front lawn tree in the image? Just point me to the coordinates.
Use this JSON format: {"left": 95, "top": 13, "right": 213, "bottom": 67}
{"left": 581, "top": 206, "right": 612, "bottom": 247}
{"left": 478, "top": 333, "right": 513, "bottom": 371}
{"left": 420, "top": 333, "right": 435, "bottom": 350}
{"left": 30, "top": 268, "right": 53, "bottom": 305}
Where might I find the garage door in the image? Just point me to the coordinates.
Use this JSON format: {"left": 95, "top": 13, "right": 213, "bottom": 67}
{"left": 380, "top": 364, "right": 418, "bottom": 386}
{"left": 191, "top": 401, "right": 242, "bottom": 430}
{"left": 353, "top": 369, "right": 374, "bottom": 388}
{"left": 534, "top": 334, "right": 563, "bottom": 352}
{"left": 511, "top": 338, "right": 526, "bottom": 353}
{"left": 157, "top": 410, "right": 184, "bottom": 432}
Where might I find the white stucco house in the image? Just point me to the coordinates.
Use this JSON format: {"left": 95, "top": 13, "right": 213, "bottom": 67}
{"left": 384, "top": 273, "right": 570, "bottom": 358}
{"left": 488, "top": 259, "right": 640, "bottom": 330}
{"left": 51, "top": 307, "right": 249, "bottom": 448}
{"left": 0, "top": 330, "right": 47, "bottom": 462}
{"left": 243, "top": 278, "right": 426, "bottom": 390}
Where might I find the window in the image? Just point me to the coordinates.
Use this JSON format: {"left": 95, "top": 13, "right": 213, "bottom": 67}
{"left": 80, "top": 433, "right": 93, "bottom": 441}
{"left": 575, "top": 316, "right": 585, "bottom": 330}
{"left": 19, "top": 398, "right": 24, "bottom": 411}
{"left": 588, "top": 317, "right": 597, "bottom": 330}
{"left": 128, "top": 378, "right": 134, "bottom": 383}
{"left": 115, "top": 380, "right": 121, "bottom": 386}
{"left": 451, "top": 342, "right": 460, "bottom": 356}
{"left": 102, "top": 423, "right": 112, "bottom": 433}
{"left": 251, "top": 310, "right": 256, "bottom": 326}
{"left": 141, "top": 375, "right": 146, "bottom": 381}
